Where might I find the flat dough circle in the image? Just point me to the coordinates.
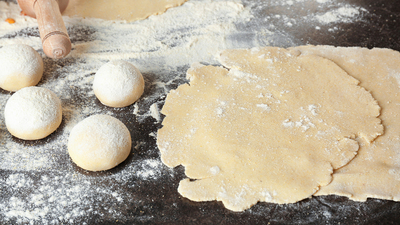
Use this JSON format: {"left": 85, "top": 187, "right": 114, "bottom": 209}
{"left": 291, "top": 46, "right": 400, "bottom": 201}
{"left": 93, "top": 60, "right": 144, "bottom": 108}
{"left": 157, "top": 47, "right": 383, "bottom": 211}
{"left": 64, "top": 0, "right": 187, "bottom": 21}
{"left": 68, "top": 114, "right": 132, "bottom": 171}
{"left": 4, "top": 86, "right": 62, "bottom": 140}
{"left": 0, "top": 44, "right": 43, "bottom": 92}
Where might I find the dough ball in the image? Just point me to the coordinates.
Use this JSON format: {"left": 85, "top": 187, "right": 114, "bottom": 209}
{"left": 68, "top": 114, "right": 132, "bottom": 171}
{"left": 93, "top": 60, "right": 144, "bottom": 108}
{"left": 4, "top": 86, "right": 62, "bottom": 140}
{"left": 0, "top": 44, "right": 44, "bottom": 92}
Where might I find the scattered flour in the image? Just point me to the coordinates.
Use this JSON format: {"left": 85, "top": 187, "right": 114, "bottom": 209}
{"left": 0, "top": 0, "right": 373, "bottom": 223}
{"left": 256, "top": 103, "right": 271, "bottom": 112}
{"left": 249, "top": 0, "right": 367, "bottom": 34}
{"left": 316, "top": 5, "right": 365, "bottom": 24}
{"left": 308, "top": 104, "right": 318, "bottom": 116}
{"left": 282, "top": 106, "right": 318, "bottom": 132}
{"left": 0, "top": 1, "right": 254, "bottom": 223}
{"left": 149, "top": 103, "right": 161, "bottom": 123}
{"left": 210, "top": 166, "right": 221, "bottom": 175}
{"left": 283, "top": 119, "right": 294, "bottom": 128}
{"left": 135, "top": 159, "right": 164, "bottom": 180}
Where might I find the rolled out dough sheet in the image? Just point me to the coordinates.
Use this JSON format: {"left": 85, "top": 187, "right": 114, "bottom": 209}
{"left": 157, "top": 47, "right": 383, "bottom": 211}
{"left": 291, "top": 46, "right": 400, "bottom": 201}
{"left": 63, "top": 0, "right": 187, "bottom": 21}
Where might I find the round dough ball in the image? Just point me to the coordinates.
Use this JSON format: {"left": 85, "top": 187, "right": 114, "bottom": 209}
{"left": 93, "top": 60, "right": 145, "bottom": 108}
{"left": 0, "top": 44, "right": 44, "bottom": 92}
{"left": 4, "top": 86, "right": 62, "bottom": 140}
{"left": 68, "top": 114, "right": 132, "bottom": 171}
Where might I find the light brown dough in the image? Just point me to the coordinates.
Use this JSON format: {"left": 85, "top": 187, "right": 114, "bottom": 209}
{"left": 4, "top": 87, "right": 62, "bottom": 140}
{"left": 68, "top": 114, "right": 132, "bottom": 171}
{"left": 63, "top": 0, "right": 187, "bottom": 21}
{"left": 157, "top": 47, "right": 383, "bottom": 211}
{"left": 292, "top": 46, "right": 400, "bottom": 201}
{"left": 93, "top": 60, "right": 145, "bottom": 108}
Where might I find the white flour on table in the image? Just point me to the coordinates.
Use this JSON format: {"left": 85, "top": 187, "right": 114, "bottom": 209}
{"left": 0, "top": 0, "right": 369, "bottom": 223}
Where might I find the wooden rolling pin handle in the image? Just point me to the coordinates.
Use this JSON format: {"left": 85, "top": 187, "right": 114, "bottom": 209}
{"left": 33, "top": 0, "right": 71, "bottom": 59}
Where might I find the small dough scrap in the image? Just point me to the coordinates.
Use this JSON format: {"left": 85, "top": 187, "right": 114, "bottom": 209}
{"left": 291, "top": 46, "right": 400, "bottom": 201}
{"left": 157, "top": 47, "right": 383, "bottom": 211}
{"left": 68, "top": 114, "right": 132, "bottom": 171}
{"left": 93, "top": 60, "right": 144, "bottom": 108}
{"left": 64, "top": 0, "right": 187, "bottom": 21}
{"left": 0, "top": 44, "right": 43, "bottom": 92}
{"left": 4, "top": 87, "right": 62, "bottom": 140}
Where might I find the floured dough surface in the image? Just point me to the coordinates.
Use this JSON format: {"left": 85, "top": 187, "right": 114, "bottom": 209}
{"left": 4, "top": 86, "right": 62, "bottom": 140}
{"left": 157, "top": 47, "right": 383, "bottom": 211}
{"left": 64, "top": 0, "right": 187, "bottom": 21}
{"left": 93, "top": 60, "right": 144, "bottom": 108}
{"left": 292, "top": 46, "right": 400, "bottom": 201}
{"left": 68, "top": 114, "right": 132, "bottom": 171}
{"left": 0, "top": 44, "right": 43, "bottom": 92}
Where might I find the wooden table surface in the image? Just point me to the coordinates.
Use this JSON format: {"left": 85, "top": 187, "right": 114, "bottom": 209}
{"left": 1, "top": 0, "right": 400, "bottom": 224}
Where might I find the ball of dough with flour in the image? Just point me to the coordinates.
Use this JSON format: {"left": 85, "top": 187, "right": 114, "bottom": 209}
{"left": 0, "top": 44, "right": 44, "bottom": 92}
{"left": 93, "top": 60, "right": 145, "bottom": 107}
{"left": 68, "top": 114, "right": 132, "bottom": 171}
{"left": 4, "top": 87, "right": 62, "bottom": 140}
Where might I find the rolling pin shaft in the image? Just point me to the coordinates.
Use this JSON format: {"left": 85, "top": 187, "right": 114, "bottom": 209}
{"left": 33, "top": 0, "right": 71, "bottom": 59}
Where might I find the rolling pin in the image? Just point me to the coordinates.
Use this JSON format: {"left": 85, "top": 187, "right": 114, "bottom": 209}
{"left": 17, "top": 0, "right": 71, "bottom": 59}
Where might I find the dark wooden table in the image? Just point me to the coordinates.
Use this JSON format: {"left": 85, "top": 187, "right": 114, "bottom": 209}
{"left": 1, "top": 0, "right": 400, "bottom": 224}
